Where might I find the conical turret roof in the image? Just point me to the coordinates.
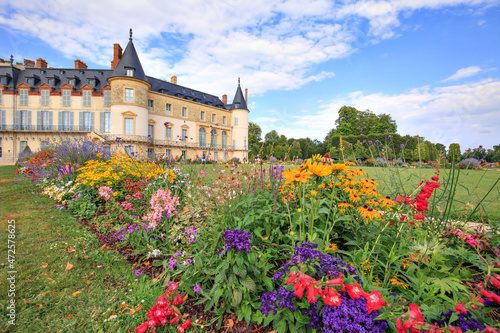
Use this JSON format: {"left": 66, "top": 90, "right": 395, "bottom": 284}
{"left": 109, "top": 29, "right": 148, "bottom": 83}
{"left": 229, "top": 78, "right": 248, "bottom": 110}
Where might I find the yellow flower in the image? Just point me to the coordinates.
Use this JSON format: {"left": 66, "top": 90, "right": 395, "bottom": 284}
{"left": 331, "top": 163, "right": 349, "bottom": 172}
{"left": 325, "top": 243, "right": 338, "bottom": 251}
{"left": 282, "top": 168, "right": 313, "bottom": 184}
{"left": 310, "top": 190, "right": 317, "bottom": 197}
{"left": 338, "top": 202, "right": 353, "bottom": 214}
{"left": 356, "top": 205, "right": 382, "bottom": 221}
{"left": 113, "top": 192, "right": 117, "bottom": 197}
{"left": 297, "top": 208, "right": 301, "bottom": 213}
{"left": 308, "top": 162, "right": 332, "bottom": 177}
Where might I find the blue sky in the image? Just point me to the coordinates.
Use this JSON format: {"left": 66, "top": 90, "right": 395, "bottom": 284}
{"left": 1, "top": 0, "right": 499, "bottom": 150}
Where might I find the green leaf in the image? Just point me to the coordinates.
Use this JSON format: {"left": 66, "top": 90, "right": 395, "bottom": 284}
{"left": 242, "top": 303, "right": 252, "bottom": 324}
{"left": 276, "top": 320, "right": 287, "bottom": 333}
{"left": 228, "top": 274, "right": 238, "bottom": 287}
{"left": 283, "top": 309, "right": 294, "bottom": 323}
{"left": 214, "top": 288, "right": 224, "bottom": 305}
{"left": 236, "top": 254, "right": 244, "bottom": 267}
{"left": 261, "top": 276, "right": 274, "bottom": 290}
{"left": 232, "top": 289, "right": 242, "bottom": 306}
{"left": 240, "top": 276, "right": 256, "bottom": 292}
{"left": 233, "top": 264, "right": 247, "bottom": 278}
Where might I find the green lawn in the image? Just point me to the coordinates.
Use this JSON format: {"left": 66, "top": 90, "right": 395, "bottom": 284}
{"left": 360, "top": 166, "right": 500, "bottom": 222}
{"left": 181, "top": 162, "right": 500, "bottom": 221}
{"left": 0, "top": 166, "right": 162, "bottom": 332}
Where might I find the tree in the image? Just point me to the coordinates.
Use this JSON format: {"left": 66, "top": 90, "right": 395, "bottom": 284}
{"left": 248, "top": 122, "right": 262, "bottom": 146}
{"left": 289, "top": 140, "right": 301, "bottom": 160}
{"left": 370, "top": 113, "right": 397, "bottom": 134}
{"left": 264, "top": 130, "right": 279, "bottom": 145}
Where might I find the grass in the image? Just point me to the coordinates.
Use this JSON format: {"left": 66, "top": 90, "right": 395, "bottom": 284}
{"left": 182, "top": 162, "right": 500, "bottom": 221}
{"left": 0, "top": 166, "right": 163, "bottom": 332}
{"left": 360, "top": 166, "right": 500, "bottom": 221}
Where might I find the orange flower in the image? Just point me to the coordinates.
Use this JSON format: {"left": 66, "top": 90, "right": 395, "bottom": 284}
{"left": 308, "top": 162, "right": 331, "bottom": 177}
{"left": 357, "top": 205, "right": 381, "bottom": 221}
{"left": 338, "top": 202, "right": 353, "bottom": 213}
{"left": 282, "top": 169, "right": 313, "bottom": 184}
{"left": 331, "top": 163, "right": 349, "bottom": 172}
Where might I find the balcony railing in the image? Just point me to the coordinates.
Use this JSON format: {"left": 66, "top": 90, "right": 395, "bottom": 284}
{"left": 0, "top": 124, "right": 94, "bottom": 132}
{"left": 0, "top": 126, "right": 249, "bottom": 151}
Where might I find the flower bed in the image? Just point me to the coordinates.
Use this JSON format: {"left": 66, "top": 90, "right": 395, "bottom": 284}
{"left": 21, "top": 147, "right": 500, "bottom": 332}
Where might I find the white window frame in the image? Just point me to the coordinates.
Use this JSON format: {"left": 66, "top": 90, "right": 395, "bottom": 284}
{"left": 200, "top": 111, "right": 205, "bottom": 121}
{"left": 126, "top": 69, "right": 134, "bottom": 77}
{"left": 182, "top": 107, "right": 187, "bottom": 117}
{"left": 83, "top": 112, "right": 93, "bottom": 131}
{"left": 124, "top": 145, "right": 134, "bottom": 155}
{"left": 20, "top": 89, "right": 29, "bottom": 106}
{"left": 103, "top": 91, "right": 111, "bottom": 107}
{"left": 83, "top": 90, "right": 92, "bottom": 107}
{"left": 20, "top": 140, "right": 28, "bottom": 152}
{"left": 41, "top": 90, "right": 50, "bottom": 106}
{"left": 166, "top": 103, "right": 171, "bottom": 114}
{"left": 62, "top": 111, "right": 72, "bottom": 130}
{"left": 166, "top": 149, "right": 171, "bottom": 157}
{"left": 104, "top": 112, "right": 111, "bottom": 133}
{"left": 212, "top": 114, "right": 216, "bottom": 123}
{"left": 166, "top": 127, "right": 171, "bottom": 141}
{"left": 41, "top": 111, "right": 50, "bottom": 130}
{"left": 234, "top": 117, "right": 238, "bottom": 126}
{"left": 125, "top": 88, "right": 134, "bottom": 102}
{"left": 148, "top": 124, "right": 154, "bottom": 138}
{"left": 62, "top": 90, "right": 71, "bottom": 106}
{"left": 0, "top": 89, "right": 3, "bottom": 105}
{"left": 148, "top": 99, "right": 154, "bottom": 111}
{"left": 124, "top": 118, "right": 134, "bottom": 135}
{"left": 182, "top": 129, "right": 187, "bottom": 142}
{"left": 223, "top": 116, "right": 226, "bottom": 125}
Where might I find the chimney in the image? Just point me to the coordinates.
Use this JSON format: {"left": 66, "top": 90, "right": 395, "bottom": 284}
{"left": 222, "top": 94, "right": 227, "bottom": 104}
{"left": 111, "top": 43, "right": 123, "bottom": 70}
{"left": 245, "top": 88, "right": 248, "bottom": 104}
{"left": 24, "top": 59, "right": 35, "bottom": 67}
{"left": 171, "top": 76, "right": 177, "bottom": 84}
{"left": 37, "top": 58, "right": 48, "bottom": 68}
{"left": 74, "top": 59, "right": 87, "bottom": 69}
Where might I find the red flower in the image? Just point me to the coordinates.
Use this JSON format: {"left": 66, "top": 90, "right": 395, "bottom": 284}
{"left": 409, "top": 303, "right": 425, "bottom": 322}
{"left": 364, "top": 290, "right": 387, "bottom": 313}
{"left": 346, "top": 283, "right": 366, "bottom": 300}
{"left": 306, "top": 282, "right": 320, "bottom": 303}
{"left": 173, "top": 293, "right": 184, "bottom": 305}
{"left": 396, "top": 195, "right": 403, "bottom": 204}
{"left": 490, "top": 276, "right": 500, "bottom": 289}
{"left": 481, "top": 289, "right": 495, "bottom": 301}
{"left": 170, "top": 316, "right": 179, "bottom": 325}
{"left": 455, "top": 302, "right": 466, "bottom": 314}
{"left": 321, "top": 287, "right": 342, "bottom": 306}
{"left": 413, "top": 214, "right": 425, "bottom": 221}
{"left": 396, "top": 317, "right": 412, "bottom": 333}
{"left": 136, "top": 322, "right": 149, "bottom": 333}
{"left": 326, "top": 272, "right": 345, "bottom": 291}
{"left": 178, "top": 318, "right": 191, "bottom": 333}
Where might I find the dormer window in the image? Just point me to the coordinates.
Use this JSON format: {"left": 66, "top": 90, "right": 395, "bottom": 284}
{"left": 126, "top": 68, "right": 134, "bottom": 77}
{"left": 87, "top": 78, "right": 96, "bottom": 87}
{"left": 27, "top": 77, "right": 35, "bottom": 86}
{"left": 68, "top": 78, "right": 75, "bottom": 87}
{"left": 47, "top": 78, "right": 54, "bottom": 86}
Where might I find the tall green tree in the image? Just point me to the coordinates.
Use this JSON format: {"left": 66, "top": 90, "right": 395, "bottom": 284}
{"left": 248, "top": 122, "right": 262, "bottom": 146}
{"left": 289, "top": 140, "right": 301, "bottom": 160}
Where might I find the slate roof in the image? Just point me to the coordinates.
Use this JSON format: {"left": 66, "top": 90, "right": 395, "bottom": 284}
{"left": 0, "top": 33, "right": 246, "bottom": 112}
{"left": 109, "top": 35, "right": 148, "bottom": 83}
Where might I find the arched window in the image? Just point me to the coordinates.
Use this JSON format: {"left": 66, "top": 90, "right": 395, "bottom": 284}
{"left": 221, "top": 131, "right": 227, "bottom": 149}
{"left": 199, "top": 127, "right": 206, "bottom": 147}
{"left": 211, "top": 129, "right": 217, "bottom": 148}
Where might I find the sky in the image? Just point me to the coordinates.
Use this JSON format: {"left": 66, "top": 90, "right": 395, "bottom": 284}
{"left": 1, "top": 0, "right": 499, "bottom": 150}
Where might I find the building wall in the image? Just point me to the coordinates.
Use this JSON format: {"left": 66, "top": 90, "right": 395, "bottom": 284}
{"left": 0, "top": 74, "right": 248, "bottom": 164}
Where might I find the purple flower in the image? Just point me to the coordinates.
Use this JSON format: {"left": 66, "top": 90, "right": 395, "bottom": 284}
{"left": 186, "top": 258, "right": 193, "bottom": 264}
{"left": 384, "top": 129, "right": 388, "bottom": 132}
{"left": 400, "top": 144, "right": 405, "bottom": 148}
{"left": 115, "top": 137, "right": 122, "bottom": 141}
{"left": 164, "top": 122, "right": 169, "bottom": 127}
{"left": 175, "top": 251, "right": 181, "bottom": 256}
{"left": 188, "top": 236, "right": 194, "bottom": 243}
{"left": 193, "top": 285, "right": 201, "bottom": 293}
{"left": 218, "top": 229, "right": 253, "bottom": 256}
{"left": 135, "top": 269, "right": 141, "bottom": 276}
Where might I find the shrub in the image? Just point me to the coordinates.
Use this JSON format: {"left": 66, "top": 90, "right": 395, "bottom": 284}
{"left": 459, "top": 158, "right": 480, "bottom": 169}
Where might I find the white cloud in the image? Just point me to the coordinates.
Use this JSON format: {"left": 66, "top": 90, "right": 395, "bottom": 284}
{"left": 442, "top": 66, "right": 487, "bottom": 82}
{"left": 289, "top": 78, "right": 500, "bottom": 149}
{"left": 0, "top": 0, "right": 497, "bottom": 97}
